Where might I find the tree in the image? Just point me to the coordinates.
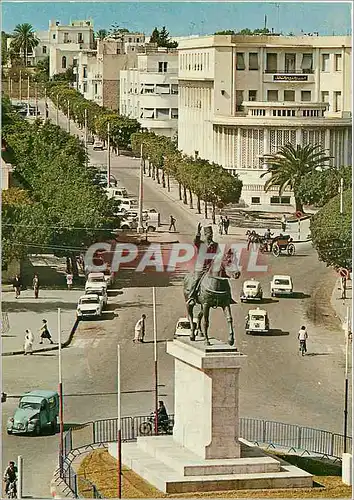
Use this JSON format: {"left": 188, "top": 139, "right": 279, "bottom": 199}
{"left": 310, "top": 189, "right": 352, "bottom": 270}
{"left": 149, "top": 27, "right": 177, "bottom": 48}
{"left": 298, "top": 165, "right": 352, "bottom": 207}
{"left": 95, "top": 29, "right": 108, "bottom": 40}
{"left": 10, "top": 23, "right": 39, "bottom": 66}
{"left": 150, "top": 28, "right": 160, "bottom": 44}
{"left": 34, "top": 56, "right": 49, "bottom": 82}
{"left": 261, "top": 143, "right": 333, "bottom": 212}
{"left": 1, "top": 31, "right": 9, "bottom": 66}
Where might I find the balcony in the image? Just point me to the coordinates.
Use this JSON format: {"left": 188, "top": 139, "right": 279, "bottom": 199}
{"left": 264, "top": 69, "right": 314, "bottom": 74}
{"left": 263, "top": 69, "right": 314, "bottom": 83}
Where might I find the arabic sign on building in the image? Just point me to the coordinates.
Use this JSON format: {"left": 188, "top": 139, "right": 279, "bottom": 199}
{"left": 273, "top": 74, "right": 308, "bottom": 82}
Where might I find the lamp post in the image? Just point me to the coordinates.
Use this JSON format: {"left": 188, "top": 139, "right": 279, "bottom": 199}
{"left": 58, "top": 308, "right": 64, "bottom": 477}
{"left": 343, "top": 306, "right": 350, "bottom": 452}
{"left": 340, "top": 177, "right": 344, "bottom": 215}
{"left": 107, "top": 122, "right": 111, "bottom": 188}
{"left": 27, "top": 75, "right": 30, "bottom": 116}
{"left": 35, "top": 82, "right": 38, "bottom": 116}
{"left": 67, "top": 99, "right": 71, "bottom": 133}
{"left": 137, "top": 143, "right": 144, "bottom": 233}
{"left": 56, "top": 94, "right": 59, "bottom": 126}
{"left": 19, "top": 70, "right": 22, "bottom": 101}
{"left": 117, "top": 345, "right": 122, "bottom": 498}
{"left": 84, "top": 108, "right": 88, "bottom": 166}
{"left": 152, "top": 287, "right": 158, "bottom": 435}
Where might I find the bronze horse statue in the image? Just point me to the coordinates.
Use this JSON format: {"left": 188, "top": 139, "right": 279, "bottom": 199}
{"left": 183, "top": 229, "right": 240, "bottom": 348}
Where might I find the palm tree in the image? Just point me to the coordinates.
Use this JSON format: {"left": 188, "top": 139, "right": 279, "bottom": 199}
{"left": 95, "top": 29, "right": 108, "bottom": 41}
{"left": 11, "top": 23, "right": 38, "bottom": 66}
{"left": 260, "top": 143, "right": 333, "bottom": 212}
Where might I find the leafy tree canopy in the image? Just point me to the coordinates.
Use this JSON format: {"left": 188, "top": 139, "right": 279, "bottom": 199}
{"left": 149, "top": 26, "right": 178, "bottom": 48}
{"left": 298, "top": 165, "right": 352, "bottom": 207}
{"left": 214, "top": 27, "right": 272, "bottom": 35}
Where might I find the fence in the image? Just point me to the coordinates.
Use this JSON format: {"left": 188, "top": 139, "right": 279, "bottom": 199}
{"left": 60, "top": 415, "right": 352, "bottom": 497}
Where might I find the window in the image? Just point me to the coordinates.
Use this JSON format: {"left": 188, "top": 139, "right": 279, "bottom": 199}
{"left": 83, "top": 83, "right": 87, "bottom": 93}
{"left": 158, "top": 61, "right": 168, "bottom": 73}
{"left": 284, "top": 90, "right": 295, "bottom": 101}
{"left": 267, "top": 90, "right": 278, "bottom": 102}
{"left": 128, "top": 37, "right": 132, "bottom": 43}
{"left": 236, "top": 90, "right": 244, "bottom": 110}
{"left": 248, "top": 90, "right": 257, "bottom": 101}
{"left": 321, "top": 91, "right": 329, "bottom": 103}
{"left": 284, "top": 53, "right": 296, "bottom": 73}
{"left": 94, "top": 83, "right": 98, "bottom": 95}
{"left": 171, "top": 108, "right": 178, "bottom": 119}
{"left": 156, "top": 84, "right": 170, "bottom": 94}
{"left": 266, "top": 53, "right": 277, "bottom": 72}
{"left": 171, "top": 84, "right": 178, "bottom": 95}
{"left": 42, "top": 46, "right": 47, "bottom": 54}
{"left": 321, "top": 54, "right": 330, "bottom": 72}
{"left": 142, "top": 108, "right": 155, "bottom": 118}
{"left": 249, "top": 53, "right": 259, "bottom": 70}
{"left": 335, "top": 54, "right": 342, "bottom": 71}
{"left": 83, "top": 67, "right": 87, "bottom": 78}
{"left": 236, "top": 52, "right": 245, "bottom": 70}
{"left": 334, "top": 91, "right": 341, "bottom": 112}
{"left": 64, "top": 32, "right": 69, "bottom": 43}
{"left": 61, "top": 56, "right": 67, "bottom": 69}
{"left": 301, "top": 53, "right": 313, "bottom": 73}
{"left": 78, "top": 33, "right": 83, "bottom": 43}
{"left": 137, "top": 38, "right": 140, "bottom": 43}
{"left": 270, "top": 196, "right": 291, "bottom": 205}
{"left": 156, "top": 108, "right": 170, "bottom": 119}
{"left": 301, "top": 90, "right": 311, "bottom": 102}
{"left": 251, "top": 197, "right": 260, "bottom": 204}
{"left": 52, "top": 34, "right": 56, "bottom": 40}
{"left": 143, "top": 84, "right": 155, "bottom": 94}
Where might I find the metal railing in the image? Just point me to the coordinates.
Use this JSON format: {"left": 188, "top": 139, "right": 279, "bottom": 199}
{"left": 60, "top": 415, "right": 352, "bottom": 497}
{"left": 264, "top": 69, "right": 314, "bottom": 74}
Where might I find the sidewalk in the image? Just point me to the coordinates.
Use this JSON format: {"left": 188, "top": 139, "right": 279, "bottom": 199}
{"left": 2, "top": 289, "right": 81, "bottom": 356}
{"left": 331, "top": 277, "right": 352, "bottom": 326}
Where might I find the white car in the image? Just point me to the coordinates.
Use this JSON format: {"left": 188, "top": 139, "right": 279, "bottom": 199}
{"left": 85, "top": 287, "right": 108, "bottom": 308}
{"left": 93, "top": 139, "right": 104, "bottom": 150}
{"left": 270, "top": 275, "right": 293, "bottom": 297}
{"left": 105, "top": 187, "right": 129, "bottom": 200}
{"left": 77, "top": 294, "right": 103, "bottom": 319}
{"left": 240, "top": 279, "right": 263, "bottom": 302}
{"left": 174, "top": 317, "right": 198, "bottom": 338}
{"left": 85, "top": 272, "right": 108, "bottom": 292}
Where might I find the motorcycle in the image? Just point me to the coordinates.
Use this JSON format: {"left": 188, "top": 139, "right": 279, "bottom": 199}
{"left": 139, "top": 412, "right": 173, "bottom": 436}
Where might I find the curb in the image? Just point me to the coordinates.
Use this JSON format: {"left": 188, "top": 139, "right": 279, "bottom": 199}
{"left": 2, "top": 318, "right": 80, "bottom": 357}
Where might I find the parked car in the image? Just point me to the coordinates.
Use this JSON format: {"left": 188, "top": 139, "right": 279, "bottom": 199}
{"left": 119, "top": 198, "right": 139, "bottom": 213}
{"left": 93, "top": 139, "right": 104, "bottom": 150}
{"left": 77, "top": 294, "right": 103, "bottom": 319}
{"left": 240, "top": 279, "right": 263, "bottom": 302}
{"left": 245, "top": 308, "right": 270, "bottom": 335}
{"left": 87, "top": 135, "right": 94, "bottom": 145}
{"left": 270, "top": 275, "right": 293, "bottom": 297}
{"left": 85, "top": 272, "right": 109, "bottom": 291}
{"left": 7, "top": 390, "right": 59, "bottom": 435}
{"left": 105, "top": 186, "right": 130, "bottom": 199}
{"left": 174, "top": 317, "right": 198, "bottom": 338}
{"left": 85, "top": 287, "right": 108, "bottom": 308}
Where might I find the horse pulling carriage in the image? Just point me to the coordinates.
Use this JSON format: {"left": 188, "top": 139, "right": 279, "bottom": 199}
{"left": 246, "top": 231, "right": 295, "bottom": 257}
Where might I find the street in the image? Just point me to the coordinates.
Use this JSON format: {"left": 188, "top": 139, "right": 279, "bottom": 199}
{"left": 2, "top": 100, "right": 351, "bottom": 498}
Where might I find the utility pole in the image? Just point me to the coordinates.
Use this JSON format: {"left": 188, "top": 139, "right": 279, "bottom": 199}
{"left": 19, "top": 70, "right": 22, "bottom": 101}
{"left": 17, "top": 455, "right": 23, "bottom": 499}
{"left": 117, "top": 345, "right": 122, "bottom": 498}
{"left": 340, "top": 177, "right": 344, "bottom": 215}
{"left": 343, "top": 306, "right": 350, "bottom": 452}
{"left": 58, "top": 308, "right": 64, "bottom": 477}
{"left": 9, "top": 78, "right": 12, "bottom": 99}
{"left": 137, "top": 143, "right": 144, "bottom": 233}
{"left": 67, "top": 99, "right": 70, "bottom": 133}
{"left": 107, "top": 122, "right": 111, "bottom": 188}
{"left": 56, "top": 94, "right": 59, "bottom": 126}
{"left": 44, "top": 87, "right": 48, "bottom": 119}
{"left": 7, "top": 75, "right": 10, "bottom": 96}
{"left": 153, "top": 287, "right": 158, "bottom": 435}
{"left": 35, "top": 82, "right": 38, "bottom": 116}
{"left": 84, "top": 108, "right": 88, "bottom": 166}
{"left": 27, "top": 75, "right": 30, "bottom": 116}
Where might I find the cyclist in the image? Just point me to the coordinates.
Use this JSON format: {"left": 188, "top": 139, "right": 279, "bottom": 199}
{"left": 298, "top": 326, "right": 308, "bottom": 355}
{"left": 3, "top": 461, "right": 17, "bottom": 497}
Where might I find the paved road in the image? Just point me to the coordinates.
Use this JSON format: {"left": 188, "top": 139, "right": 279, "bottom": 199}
{"left": 3, "top": 100, "right": 351, "bottom": 498}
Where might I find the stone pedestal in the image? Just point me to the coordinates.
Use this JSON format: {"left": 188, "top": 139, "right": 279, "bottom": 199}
{"left": 167, "top": 338, "right": 245, "bottom": 459}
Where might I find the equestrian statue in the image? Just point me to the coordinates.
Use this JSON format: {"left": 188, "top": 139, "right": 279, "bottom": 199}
{"left": 183, "top": 223, "right": 241, "bottom": 347}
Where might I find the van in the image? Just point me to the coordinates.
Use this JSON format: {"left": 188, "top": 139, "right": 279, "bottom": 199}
{"left": 105, "top": 187, "right": 129, "bottom": 199}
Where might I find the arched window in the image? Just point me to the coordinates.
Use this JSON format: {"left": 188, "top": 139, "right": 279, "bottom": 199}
{"left": 62, "top": 56, "right": 67, "bottom": 69}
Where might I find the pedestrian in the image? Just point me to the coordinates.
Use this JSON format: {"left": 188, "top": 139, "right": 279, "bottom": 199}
{"left": 24, "top": 329, "right": 34, "bottom": 355}
{"left": 223, "top": 216, "right": 230, "bottom": 235}
{"left": 218, "top": 216, "right": 224, "bottom": 235}
{"left": 169, "top": 215, "right": 176, "bottom": 232}
{"left": 281, "top": 214, "right": 287, "bottom": 232}
{"left": 298, "top": 325, "right": 308, "bottom": 354}
{"left": 45, "top": 102, "right": 49, "bottom": 119}
{"left": 33, "top": 273, "right": 40, "bottom": 299}
{"left": 134, "top": 314, "right": 146, "bottom": 343}
{"left": 13, "top": 274, "right": 22, "bottom": 299}
{"left": 39, "top": 319, "right": 54, "bottom": 344}
{"left": 66, "top": 273, "right": 73, "bottom": 290}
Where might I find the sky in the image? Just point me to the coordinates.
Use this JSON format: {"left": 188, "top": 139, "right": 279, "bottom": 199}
{"left": 1, "top": 1, "right": 352, "bottom": 37}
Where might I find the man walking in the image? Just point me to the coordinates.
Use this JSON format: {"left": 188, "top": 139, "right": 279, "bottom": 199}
{"left": 169, "top": 215, "right": 176, "bottom": 232}
{"left": 24, "top": 329, "right": 34, "bottom": 355}
{"left": 66, "top": 273, "right": 73, "bottom": 290}
{"left": 298, "top": 325, "right": 308, "bottom": 355}
{"left": 281, "top": 214, "right": 287, "bottom": 232}
{"left": 134, "top": 314, "right": 146, "bottom": 343}
{"left": 223, "top": 216, "right": 230, "bottom": 235}
{"left": 218, "top": 216, "right": 224, "bottom": 235}
{"left": 13, "top": 274, "right": 22, "bottom": 299}
{"left": 39, "top": 319, "right": 54, "bottom": 344}
{"left": 33, "top": 273, "right": 40, "bottom": 299}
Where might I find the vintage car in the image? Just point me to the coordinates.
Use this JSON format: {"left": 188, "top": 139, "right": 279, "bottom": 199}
{"left": 240, "top": 279, "right": 263, "bottom": 302}
{"left": 174, "top": 317, "right": 198, "bottom": 338}
{"left": 93, "top": 139, "right": 104, "bottom": 150}
{"left": 245, "top": 308, "right": 270, "bottom": 335}
{"left": 85, "top": 272, "right": 109, "bottom": 291}
{"left": 77, "top": 294, "right": 103, "bottom": 319}
{"left": 270, "top": 275, "right": 293, "bottom": 297}
{"left": 85, "top": 287, "right": 108, "bottom": 308}
{"left": 7, "top": 390, "right": 59, "bottom": 435}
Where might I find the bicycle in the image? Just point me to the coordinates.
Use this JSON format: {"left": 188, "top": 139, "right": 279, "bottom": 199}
{"left": 6, "top": 480, "right": 17, "bottom": 499}
{"left": 299, "top": 340, "right": 307, "bottom": 356}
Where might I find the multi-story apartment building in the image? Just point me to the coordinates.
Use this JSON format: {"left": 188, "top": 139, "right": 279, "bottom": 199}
{"left": 178, "top": 35, "right": 352, "bottom": 206}
{"left": 120, "top": 47, "right": 179, "bottom": 137}
{"left": 49, "top": 19, "right": 95, "bottom": 78}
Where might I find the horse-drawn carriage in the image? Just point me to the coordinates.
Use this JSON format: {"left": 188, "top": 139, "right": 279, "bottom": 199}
{"left": 246, "top": 231, "right": 295, "bottom": 257}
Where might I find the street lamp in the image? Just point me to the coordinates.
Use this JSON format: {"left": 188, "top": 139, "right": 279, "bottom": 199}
{"left": 137, "top": 143, "right": 144, "bottom": 233}
{"left": 107, "top": 122, "right": 111, "bottom": 188}
{"left": 67, "top": 99, "right": 70, "bottom": 133}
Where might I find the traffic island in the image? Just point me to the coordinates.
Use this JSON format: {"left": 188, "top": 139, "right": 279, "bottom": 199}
{"left": 111, "top": 338, "right": 313, "bottom": 494}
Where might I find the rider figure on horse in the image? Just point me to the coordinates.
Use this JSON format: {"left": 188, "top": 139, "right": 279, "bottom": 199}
{"left": 186, "top": 224, "right": 218, "bottom": 305}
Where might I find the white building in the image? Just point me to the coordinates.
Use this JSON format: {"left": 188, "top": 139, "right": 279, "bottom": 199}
{"left": 120, "top": 47, "right": 179, "bottom": 137}
{"left": 6, "top": 29, "right": 50, "bottom": 67}
{"left": 49, "top": 19, "right": 95, "bottom": 78}
{"left": 178, "top": 35, "right": 352, "bottom": 207}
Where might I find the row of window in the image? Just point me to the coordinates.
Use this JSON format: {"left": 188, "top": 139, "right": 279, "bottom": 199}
{"left": 180, "top": 52, "right": 211, "bottom": 72}
{"left": 251, "top": 196, "right": 291, "bottom": 205}
{"left": 140, "top": 108, "right": 178, "bottom": 119}
{"left": 236, "top": 51, "right": 342, "bottom": 73}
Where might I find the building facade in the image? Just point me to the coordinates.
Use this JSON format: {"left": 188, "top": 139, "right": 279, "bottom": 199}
{"left": 178, "top": 35, "right": 352, "bottom": 207}
{"left": 120, "top": 47, "right": 179, "bottom": 137}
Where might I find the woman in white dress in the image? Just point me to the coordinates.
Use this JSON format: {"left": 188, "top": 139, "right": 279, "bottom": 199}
{"left": 24, "top": 329, "right": 34, "bottom": 355}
